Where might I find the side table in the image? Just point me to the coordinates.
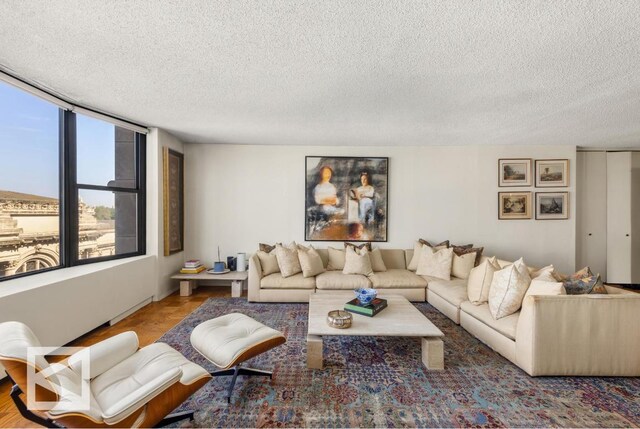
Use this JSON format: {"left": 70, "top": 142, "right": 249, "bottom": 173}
{"left": 171, "top": 271, "right": 249, "bottom": 298}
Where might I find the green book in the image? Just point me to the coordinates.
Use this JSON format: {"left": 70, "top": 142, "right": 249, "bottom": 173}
{"left": 344, "top": 298, "right": 387, "bottom": 317}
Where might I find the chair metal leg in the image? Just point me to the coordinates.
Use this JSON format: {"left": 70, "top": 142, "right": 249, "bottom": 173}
{"left": 154, "top": 410, "right": 195, "bottom": 427}
{"left": 210, "top": 364, "right": 274, "bottom": 403}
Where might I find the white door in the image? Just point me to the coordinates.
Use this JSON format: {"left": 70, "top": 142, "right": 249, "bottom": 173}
{"left": 576, "top": 152, "right": 607, "bottom": 278}
{"left": 606, "top": 152, "right": 632, "bottom": 283}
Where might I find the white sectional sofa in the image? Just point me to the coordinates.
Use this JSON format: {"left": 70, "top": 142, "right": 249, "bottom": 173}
{"left": 248, "top": 247, "right": 640, "bottom": 376}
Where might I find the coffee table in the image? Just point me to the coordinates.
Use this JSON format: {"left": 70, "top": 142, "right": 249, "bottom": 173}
{"left": 307, "top": 294, "right": 445, "bottom": 370}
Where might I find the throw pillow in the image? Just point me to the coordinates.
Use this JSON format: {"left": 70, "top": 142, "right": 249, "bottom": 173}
{"left": 275, "top": 242, "right": 302, "bottom": 278}
{"left": 416, "top": 247, "right": 454, "bottom": 280}
{"left": 488, "top": 262, "right": 532, "bottom": 319}
{"left": 256, "top": 250, "right": 280, "bottom": 276}
{"left": 327, "top": 247, "right": 346, "bottom": 271}
{"left": 298, "top": 245, "right": 325, "bottom": 278}
{"left": 369, "top": 248, "right": 387, "bottom": 272}
{"left": 452, "top": 245, "right": 484, "bottom": 267}
{"left": 525, "top": 279, "right": 566, "bottom": 297}
{"left": 407, "top": 239, "right": 449, "bottom": 271}
{"left": 563, "top": 269, "right": 608, "bottom": 294}
{"left": 344, "top": 242, "right": 372, "bottom": 252}
{"left": 342, "top": 246, "right": 373, "bottom": 276}
{"left": 259, "top": 242, "right": 280, "bottom": 253}
{"left": 467, "top": 256, "right": 500, "bottom": 305}
{"left": 451, "top": 251, "right": 477, "bottom": 279}
{"left": 418, "top": 239, "right": 450, "bottom": 250}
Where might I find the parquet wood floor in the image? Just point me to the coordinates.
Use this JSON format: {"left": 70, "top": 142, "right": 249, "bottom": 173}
{"left": 0, "top": 287, "right": 231, "bottom": 428}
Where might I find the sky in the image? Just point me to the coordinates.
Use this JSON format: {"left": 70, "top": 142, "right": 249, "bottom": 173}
{"left": 0, "top": 80, "right": 117, "bottom": 207}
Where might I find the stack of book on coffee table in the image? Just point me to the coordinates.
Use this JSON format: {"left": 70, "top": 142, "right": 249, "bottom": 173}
{"left": 180, "top": 259, "right": 206, "bottom": 274}
{"left": 344, "top": 297, "right": 388, "bottom": 317}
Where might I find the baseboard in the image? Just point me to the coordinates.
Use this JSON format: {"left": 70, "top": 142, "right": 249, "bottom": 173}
{"left": 154, "top": 285, "right": 180, "bottom": 302}
{"left": 109, "top": 297, "right": 153, "bottom": 325}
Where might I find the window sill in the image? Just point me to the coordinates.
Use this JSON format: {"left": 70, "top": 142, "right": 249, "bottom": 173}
{"left": 0, "top": 255, "right": 154, "bottom": 299}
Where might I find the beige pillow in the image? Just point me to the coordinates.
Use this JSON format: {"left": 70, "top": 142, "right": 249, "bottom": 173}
{"left": 407, "top": 241, "right": 423, "bottom": 271}
{"left": 416, "top": 247, "right": 454, "bottom": 280}
{"left": 369, "top": 248, "right": 387, "bottom": 272}
{"left": 298, "top": 245, "right": 325, "bottom": 278}
{"left": 488, "top": 261, "right": 532, "bottom": 319}
{"left": 525, "top": 279, "right": 566, "bottom": 297}
{"left": 275, "top": 242, "right": 302, "bottom": 278}
{"left": 467, "top": 256, "right": 500, "bottom": 305}
{"left": 407, "top": 240, "right": 449, "bottom": 271}
{"left": 256, "top": 250, "right": 280, "bottom": 276}
{"left": 342, "top": 246, "right": 373, "bottom": 276}
{"left": 327, "top": 247, "right": 346, "bottom": 271}
{"left": 451, "top": 252, "right": 477, "bottom": 279}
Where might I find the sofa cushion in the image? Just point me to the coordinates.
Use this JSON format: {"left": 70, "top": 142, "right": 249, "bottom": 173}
{"left": 467, "top": 256, "right": 500, "bottom": 305}
{"left": 316, "top": 271, "right": 372, "bottom": 290}
{"left": 379, "top": 249, "right": 406, "bottom": 270}
{"left": 426, "top": 278, "right": 468, "bottom": 308}
{"left": 369, "top": 248, "right": 387, "bottom": 272}
{"left": 451, "top": 252, "right": 476, "bottom": 279}
{"left": 298, "top": 246, "right": 325, "bottom": 278}
{"left": 256, "top": 250, "right": 280, "bottom": 276}
{"left": 416, "top": 247, "right": 453, "bottom": 280}
{"left": 369, "top": 269, "right": 428, "bottom": 289}
{"left": 343, "top": 246, "right": 373, "bottom": 276}
{"left": 261, "top": 273, "right": 315, "bottom": 289}
{"left": 460, "top": 301, "right": 519, "bottom": 341}
{"left": 327, "top": 247, "right": 346, "bottom": 270}
{"left": 275, "top": 242, "right": 302, "bottom": 278}
{"left": 488, "top": 260, "right": 531, "bottom": 319}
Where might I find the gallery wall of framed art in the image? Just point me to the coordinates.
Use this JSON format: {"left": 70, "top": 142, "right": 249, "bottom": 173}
{"left": 498, "top": 158, "right": 570, "bottom": 221}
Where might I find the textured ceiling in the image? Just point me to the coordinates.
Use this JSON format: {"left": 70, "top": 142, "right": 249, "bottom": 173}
{"left": 0, "top": 1, "right": 639, "bottom": 147}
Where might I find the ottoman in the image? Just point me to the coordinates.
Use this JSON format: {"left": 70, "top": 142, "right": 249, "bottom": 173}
{"left": 190, "top": 313, "right": 286, "bottom": 403}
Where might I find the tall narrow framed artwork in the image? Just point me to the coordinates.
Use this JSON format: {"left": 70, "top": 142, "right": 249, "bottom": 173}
{"left": 305, "top": 156, "right": 388, "bottom": 242}
{"left": 163, "top": 148, "right": 184, "bottom": 255}
{"left": 498, "top": 158, "right": 532, "bottom": 187}
{"left": 535, "top": 159, "right": 569, "bottom": 187}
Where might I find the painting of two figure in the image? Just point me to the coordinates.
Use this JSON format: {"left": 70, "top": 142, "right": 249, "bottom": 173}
{"left": 305, "top": 156, "right": 388, "bottom": 242}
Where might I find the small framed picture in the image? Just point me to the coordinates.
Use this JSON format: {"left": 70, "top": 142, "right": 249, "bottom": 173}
{"left": 498, "top": 192, "right": 532, "bottom": 220}
{"left": 535, "top": 159, "right": 569, "bottom": 187}
{"left": 536, "top": 192, "right": 569, "bottom": 220}
{"left": 498, "top": 159, "right": 532, "bottom": 187}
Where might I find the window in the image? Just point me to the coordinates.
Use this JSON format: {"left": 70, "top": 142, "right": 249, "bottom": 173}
{"left": 74, "top": 115, "right": 145, "bottom": 262}
{"left": 0, "top": 81, "right": 61, "bottom": 278}
{"left": 0, "top": 78, "right": 146, "bottom": 281}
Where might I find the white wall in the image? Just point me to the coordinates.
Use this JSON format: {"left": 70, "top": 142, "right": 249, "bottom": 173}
{"left": 185, "top": 144, "right": 577, "bottom": 273}
{"left": 0, "top": 128, "right": 187, "bottom": 379}
{"left": 146, "top": 129, "right": 186, "bottom": 299}
{"left": 0, "top": 256, "right": 155, "bottom": 348}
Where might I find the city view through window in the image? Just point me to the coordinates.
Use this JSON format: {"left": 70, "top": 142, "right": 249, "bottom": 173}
{"left": 0, "top": 81, "right": 138, "bottom": 279}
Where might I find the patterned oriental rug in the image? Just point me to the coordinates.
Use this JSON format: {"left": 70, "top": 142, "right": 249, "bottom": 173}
{"left": 159, "top": 298, "right": 640, "bottom": 428}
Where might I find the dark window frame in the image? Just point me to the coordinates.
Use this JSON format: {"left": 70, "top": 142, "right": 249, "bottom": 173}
{"left": 0, "top": 106, "right": 147, "bottom": 282}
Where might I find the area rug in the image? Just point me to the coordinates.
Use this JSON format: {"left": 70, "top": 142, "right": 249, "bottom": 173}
{"left": 158, "top": 298, "right": 640, "bottom": 428}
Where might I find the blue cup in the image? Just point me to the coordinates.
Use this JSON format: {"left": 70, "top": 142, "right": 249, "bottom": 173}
{"left": 213, "top": 261, "right": 226, "bottom": 272}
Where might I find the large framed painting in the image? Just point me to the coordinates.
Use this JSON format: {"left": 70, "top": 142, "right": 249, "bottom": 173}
{"left": 498, "top": 158, "right": 532, "bottom": 187}
{"left": 305, "top": 156, "right": 388, "bottom": 242}
{"left": 498, "top": 192, "right": 532, "bottom": 220}
{"left": 163, "top": 148, "right": 184, "bottom": 255}
{"left": 535, "top": 159, "right": 569, "bottom": 187}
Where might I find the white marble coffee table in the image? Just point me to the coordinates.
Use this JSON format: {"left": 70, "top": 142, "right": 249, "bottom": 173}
{"left": 306, "top": 294, "right": 445, "bottom": 370}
